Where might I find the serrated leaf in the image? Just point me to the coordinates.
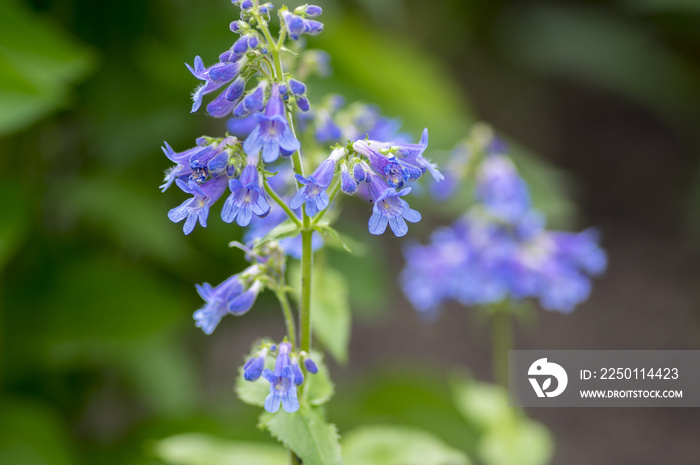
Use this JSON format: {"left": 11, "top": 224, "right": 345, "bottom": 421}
{"left": 260, "top": 402, "right": 343, "bottom": 465}
{"left": 154, "top": 433, "right": 286, "bottom": 465}
{"left": 304, "top": 351, "right": 335, "bottom": 406}
{"left": 478, "top": 419, "right": 554, "bottom": 465}
{"left": 342, "top": 425, "right": 471, "bottom": 465}
{"left": 289, "top": 264, "right": 351, "bottom": 363}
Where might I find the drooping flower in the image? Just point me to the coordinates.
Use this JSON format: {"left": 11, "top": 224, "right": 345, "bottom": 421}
{"left": 193, "top": 271, "right": 263, "bottom": 334}
{"left": 289, "top": 148, "right": 344, "bottom": 216}
{"left": 262, "top": 342, "right": 300, "bottom": 413}
{"left": 221, "top": 157, "right": 271, "bottom": 226}
{"left": 168, "top": 177, "right": 228, "bottom": 235}
{"left": 187, "top": 55, "right": 247, "bottom": 113}
{"left": 366, "top": 176, "right": 421, "bottom": 237}
{"left": 340, "top": 163, "right": 357, "bottom": 194}
{"left": 243, "top": 84, "right": 300, "bottom": 163}
{"left": 243, "top": 347, "right": 268, "bottom": 381}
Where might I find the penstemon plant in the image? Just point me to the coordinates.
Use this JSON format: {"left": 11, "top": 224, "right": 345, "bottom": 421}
{"left": 159, "top": 1, "right": 441, "bottom": 463}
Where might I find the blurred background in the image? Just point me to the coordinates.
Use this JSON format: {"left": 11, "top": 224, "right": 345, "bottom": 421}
{"left": 2, "top": 0, "right": 700, "bottom": 464}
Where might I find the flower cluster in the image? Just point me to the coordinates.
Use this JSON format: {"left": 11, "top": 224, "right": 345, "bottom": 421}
{"left": 162, "top": 136, "right": 271, "bottom": 234}
{"left": 401, "top": 143, "right": 607, "bottom": 316}
{"left": 243, "top": 342, "right": 319, "bottom": 413}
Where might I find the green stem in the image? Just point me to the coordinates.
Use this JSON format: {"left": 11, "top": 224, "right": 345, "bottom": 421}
{"left": 263, "top": 179, "right": 302, "bottom": 227}
{"left": 491, "top": 307, "right": 512, "bottom": 388}
{"left": 311, "top": 176, "right": 341, "bottom": 226}
{"left": 290, "top": 450, "right": 301, "bottom": 465}
{"left": 275, "top": 287, "right": 297, "bottom": 350}
{"left": 299, "top": 227, "right": 313, "bottom": 354}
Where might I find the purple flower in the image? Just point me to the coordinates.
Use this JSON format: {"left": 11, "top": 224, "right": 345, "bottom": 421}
{"left": 168, "top": 177, "right": 228, "bottom": 235}
{"left": 366, "top": 176, "right": 421, "bottom": 237}
{"left": 187, "top": 56, "right": 246, "bottom": 113}
{"left": 304, "top": 357, "right": 318, "bottom": 374}
{"left": 243, "top": 84, "right": 300, "bottom": 163}
{"left": 221, "top": 160, "right": 271, "bottom": 226}
{"left": 289, "top": 149, "right": 344, "bottom": 216}
{"left": 206, "top": 76, "right": 246, "bottom": 118}
{"left": 194, "top": 273, "right": 262, "bottom": 334}
{"left": 243, "top": 347, "right": 268, "bottom": 381}
{"left": 353, "top": 138, "right": 431, "bottom": 189}
{"left": 262, "top": 342, "right": 300, "bottom": 413}
{"left": 340, "top": 163, "right": 357, "bottom": 194}
{"left": 476, "top": 155, "right": 531, "bottom": 223}
{"left": 281, "top": 11, "right": 324, "bottom": 40}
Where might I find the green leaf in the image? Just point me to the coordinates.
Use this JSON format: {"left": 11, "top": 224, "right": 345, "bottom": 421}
{"left": 451, "top": 376, "right": 515, "bottom": 430}
{"left": 257, "top": 220, "right": 301, "bottom": 246}
{"left": 154, "top": 433, "right": 286, "bottom": 465}
{"left": 342, "top": 425, "right": 470, "bottom": 465}
{"left": 260, "top": 402, "right": 343, "bottom": 465}
{"left": 314, "top": 224, "right": 352, "bottom": 253}
{"left": 478, "top": 420, "right": 553, "bottom": 465}
{"left": 0, "top": 0, "right": 95, "bottom": 136}
{"left": 304, "top": 351, "right": 335, "bottom": 406}
{"left": 450, "top": 376, "right": 554, "bottom": 465}
{"left": 236, "top": 361, "right": 272, "bottom": 408}
{"left": 289, "top": 264, "right": 351, "bottom": 363}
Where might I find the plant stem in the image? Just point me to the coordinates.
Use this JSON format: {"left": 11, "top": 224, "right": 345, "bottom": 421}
{"left": 275, "top": 288, "right": 297, "bottom": 350}
{"left": 311, "top": 176, "right": 341, "bottom": 226}
{"left": 290, "top": 450, "right": 302, "bottom": 465}
{"left": 491, "top": 306, "right": 512, "bottom": 388}
{"left": 263, "top": 179, "right": 302, "bottom": 227}
{"left": 264, "top": 23, "right": 313, "bottom": 359}
{"left": 299, "top": 227, "right": 313, "bottom": 354}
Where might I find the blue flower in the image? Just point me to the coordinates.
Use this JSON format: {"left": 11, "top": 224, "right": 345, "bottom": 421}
{"left": 243, "top": 347, "right": 268, "bottom": 381}
{"left": 304, "top": 357, "right": 318, "bottom": 374}
{"left": 221, "top": 159, "right": 271, "bottom": 226}
{"left": 289, "top": 149, "right": 344, "bottom": 216}
{"left": 366, "top": 176, "right": 421, "bottom": 237}
{"left": 243, "top": 84, "right": 300, "bottom": 163}
{"left": 365, "top": 129, "right": 443, "bottom": 182}
{"left": 160, "top": 141, "right": 204, "bottom": 191}
{"left": 281, "top": 10, "right": 324, "bottom": 41}
{"left": 168, "top": 176, "right": 228, "bottom": 235}
{"left": 187, "top": 55, "right": 246, "bottom": 113}
{"left": 475, "top": 155, "right": 531, "bottom": 223}
{"left": 206, "top": 76, "right": 246, "bottom": 118}
{"left": 340, "top": 163, "right": 357, "bottom": 194}
{"left": 193, "top": 273, "right": 262, "bottom": 334}
{"left": 262, "top": 342, "right": 300, "bottom": 413}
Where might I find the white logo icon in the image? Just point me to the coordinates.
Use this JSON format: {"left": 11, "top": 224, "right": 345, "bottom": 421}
{"left": 528, "top": 358, "right": 568, "bottom": 398}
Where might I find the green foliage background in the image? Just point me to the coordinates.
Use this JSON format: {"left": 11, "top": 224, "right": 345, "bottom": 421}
{"left": 2, "top": 0, "right": 700, "bottom": 464}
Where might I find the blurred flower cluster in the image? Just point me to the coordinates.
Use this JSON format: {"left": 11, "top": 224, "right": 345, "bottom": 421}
{"left": 402, "top": 134, "right": 607, "bottom": 317}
